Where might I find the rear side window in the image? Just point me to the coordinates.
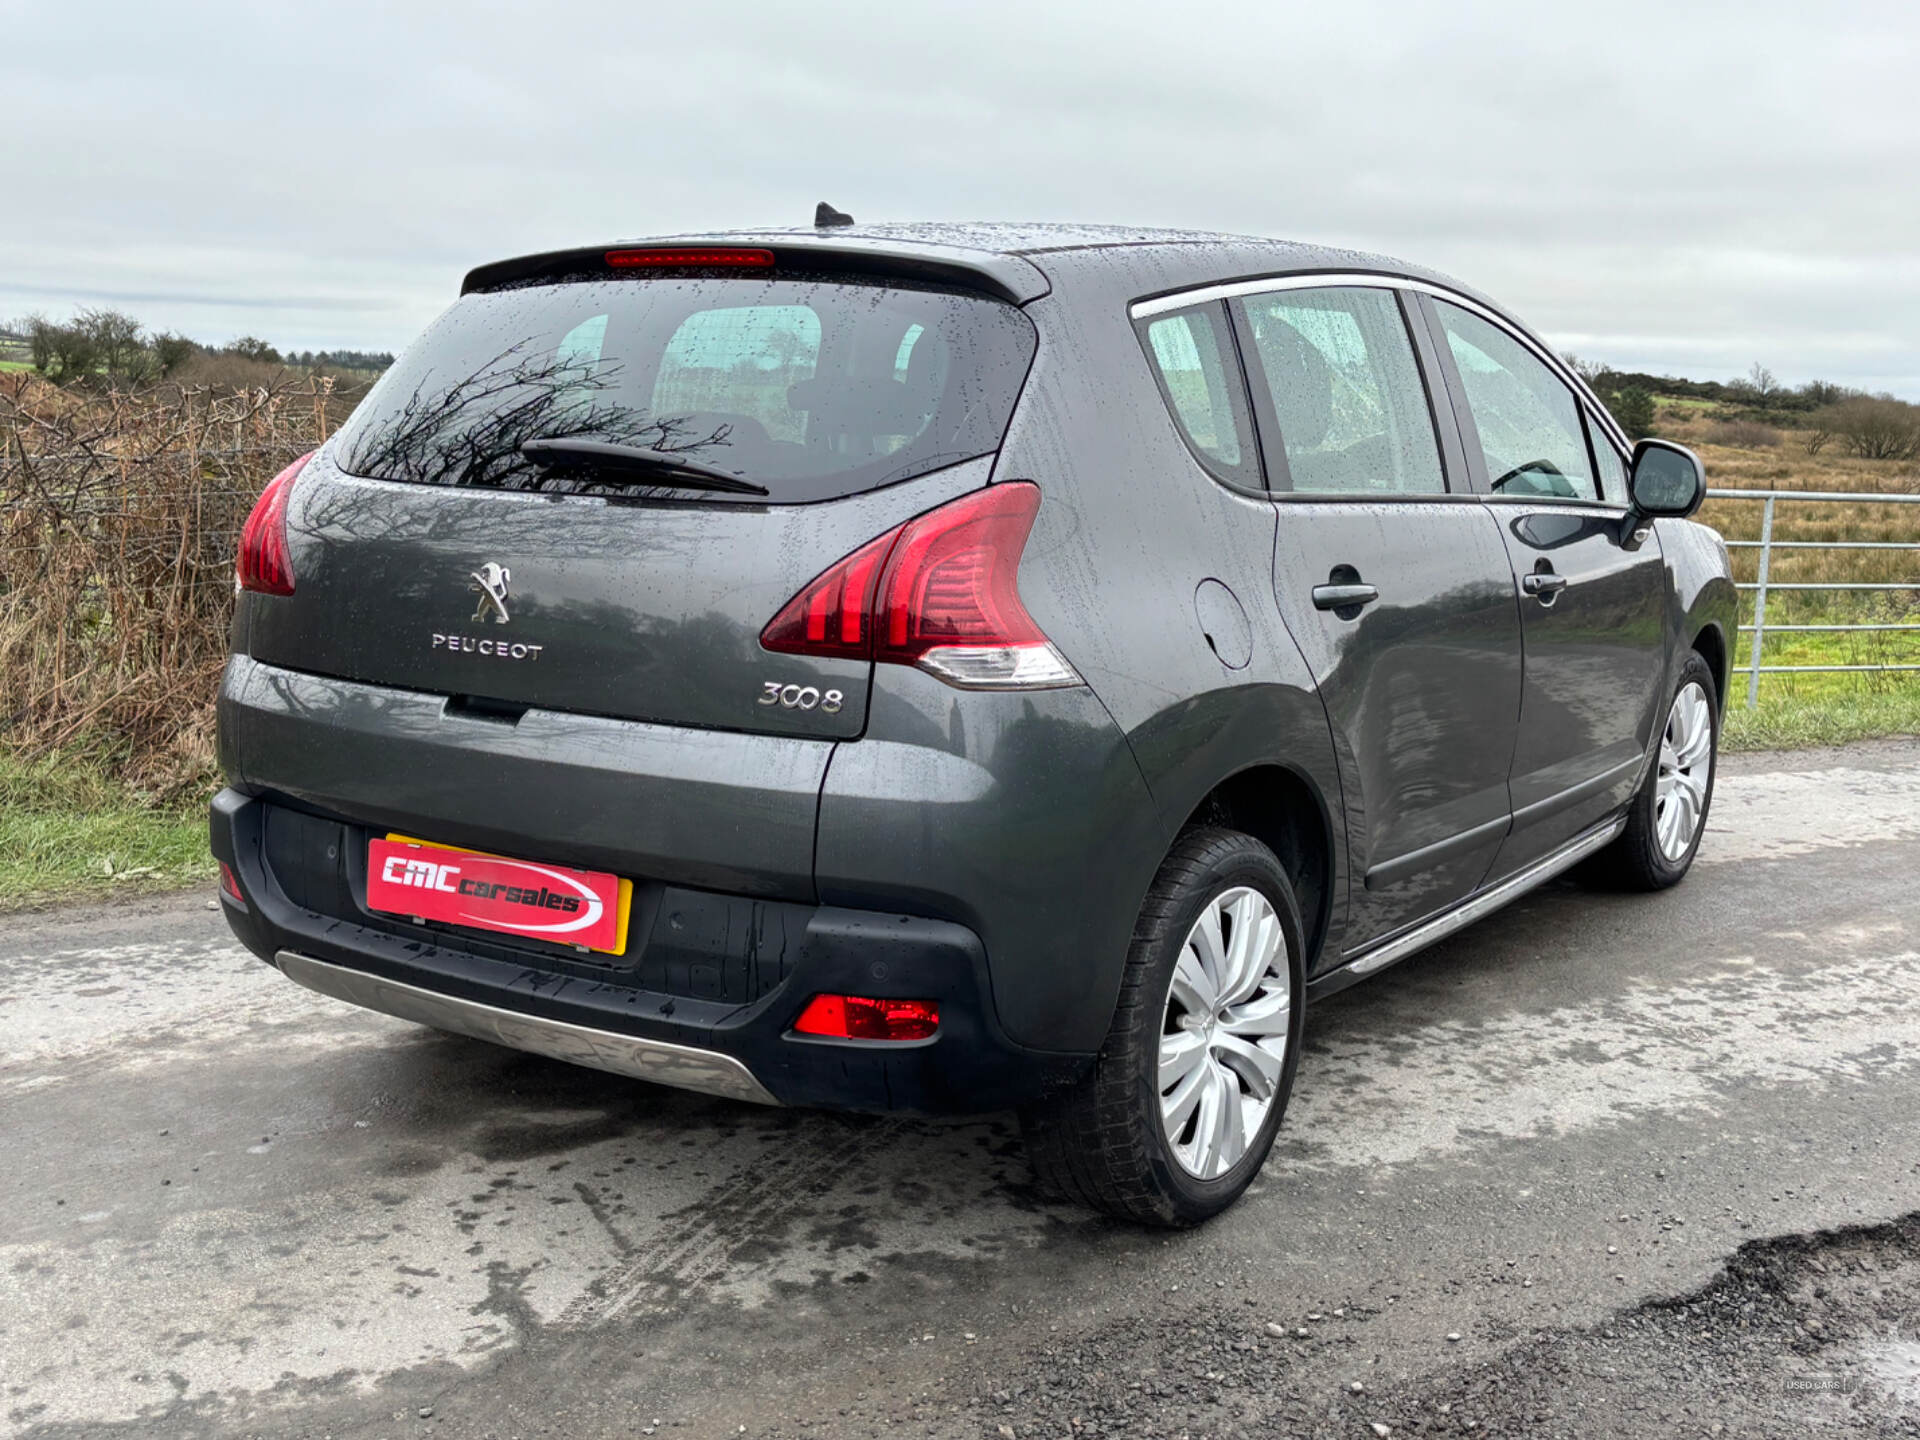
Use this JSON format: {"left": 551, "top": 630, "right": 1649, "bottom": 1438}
{"left": 1137, "top": 305, "right": 1259, "bottom": 488}
{"left": 1434, "top": 301, "right": 1598, "bottom": 502}
{"left": 332, "top": 278, "right": 1036, "bottom": 504}
{"left": 1234, "top": 287, "right": 1446, "bottom": 496}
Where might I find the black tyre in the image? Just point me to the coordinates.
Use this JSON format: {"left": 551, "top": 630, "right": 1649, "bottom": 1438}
{"left": 1598, "top": 650, "right": 1720, "bottom": 891}
{"left": 1019, "top": 827, "right": 1306, "bottom": 1227}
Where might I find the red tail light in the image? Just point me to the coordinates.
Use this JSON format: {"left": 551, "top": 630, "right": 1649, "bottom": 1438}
{"left": 218, "top": 861, "right": 246, "bottom": 909}
{"left": 760, "top": 482, "right": 1080, "bottom": 690}
{"left": 235, "top": 452, "right": 314, "bottom": 596}
{"left": 793, "top": 994, "right": 940, "bottom": 1042}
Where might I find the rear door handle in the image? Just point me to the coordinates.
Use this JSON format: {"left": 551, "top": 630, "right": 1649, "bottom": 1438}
{"left": 1522, "top": 571, "right": 1569, "bottom": 598}
{"left": 1312, "top": 583, "right": 1380, "bottom": 611}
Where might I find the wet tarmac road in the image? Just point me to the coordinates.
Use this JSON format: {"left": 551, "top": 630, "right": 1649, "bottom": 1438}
{"left": 5, "top": 741, "right": 1920, "bottom": 1438}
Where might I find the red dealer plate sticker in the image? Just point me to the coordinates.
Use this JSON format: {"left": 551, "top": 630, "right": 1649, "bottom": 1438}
{"left": 366, "top": 837, "right": 632, "bottom": 954}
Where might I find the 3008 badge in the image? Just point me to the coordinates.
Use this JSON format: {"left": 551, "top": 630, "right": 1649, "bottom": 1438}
{"left": 757, "top": 681, "right": 843, "bottom": 713}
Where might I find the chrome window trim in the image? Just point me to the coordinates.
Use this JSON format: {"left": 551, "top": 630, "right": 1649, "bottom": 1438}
{"left": 1130, "top": 273, "right": 1633, "bottom": 458}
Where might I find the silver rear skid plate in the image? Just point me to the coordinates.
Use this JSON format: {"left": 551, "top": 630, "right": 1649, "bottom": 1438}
{"left": 274, "top": 951, "right": 780, "bottom": 1106}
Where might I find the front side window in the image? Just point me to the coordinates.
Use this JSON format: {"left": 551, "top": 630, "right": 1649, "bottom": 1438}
{"left": 1434, "top": 301, "right": 1598, "bottom": 502}
{"left": 1138, "top": 305, "right": 1258, "bottom": 488}
{"left": 1233, "top": 287, "right": 1446, "bottom": 496}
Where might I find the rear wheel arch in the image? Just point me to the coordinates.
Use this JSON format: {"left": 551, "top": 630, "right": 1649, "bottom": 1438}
{"left": 1174, "top": 763, "right": 1335, "bottom": 971}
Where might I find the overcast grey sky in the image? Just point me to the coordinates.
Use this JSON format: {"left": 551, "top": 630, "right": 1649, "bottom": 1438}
{"left": 5, "top": 0, "right": 1917, "bottom": 394}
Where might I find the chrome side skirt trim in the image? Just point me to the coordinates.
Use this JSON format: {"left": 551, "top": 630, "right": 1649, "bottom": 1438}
{"left": 1337, "top": 815, "right": 1628, "bottom": 982}
{"left": 274, "top": 951, "right": 780, "bottom": 1106}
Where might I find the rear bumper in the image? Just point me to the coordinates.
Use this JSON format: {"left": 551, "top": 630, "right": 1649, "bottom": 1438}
{"left": 211, "top": 788, "right": 1091, "bottom": 1113}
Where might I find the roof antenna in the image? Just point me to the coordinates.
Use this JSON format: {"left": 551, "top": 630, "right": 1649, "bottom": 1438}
{"left": 814, "top": 201, "right": 854, "bottom": 228}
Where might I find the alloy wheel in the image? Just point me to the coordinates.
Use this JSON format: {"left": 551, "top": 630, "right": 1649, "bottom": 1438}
{"left": 1655, "top": 680, "right": 1713, "bottom": 863}
{"left": 1158, "top": 885, "right": 1291, "bottom": 1180}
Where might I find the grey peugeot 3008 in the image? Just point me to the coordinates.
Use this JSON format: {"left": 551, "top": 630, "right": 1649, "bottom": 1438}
{"left": 213, "top": 221, "right": 1735, "bottom": 1225}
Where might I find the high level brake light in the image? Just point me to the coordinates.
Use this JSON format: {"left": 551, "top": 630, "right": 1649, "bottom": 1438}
{"left": 604, "top": 247, "right": 776, "bottom": 269}
{"left": 235, "top": 451, "right": 315, "bottom": 596}
{"left": 760, "top": 482, "right": 1081, "bottom": 690}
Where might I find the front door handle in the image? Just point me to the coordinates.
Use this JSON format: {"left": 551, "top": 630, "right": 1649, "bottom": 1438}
{"left": 1522, "top": 570, "right": 1569, "bottom": 599}
{"left": 1312, "top": 582, "right": 1380, "bottom": 612}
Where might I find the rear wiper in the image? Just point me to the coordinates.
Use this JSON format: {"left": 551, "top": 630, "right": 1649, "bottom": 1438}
{"left": 519, "top": 437, "right": 771, "bottom": 496}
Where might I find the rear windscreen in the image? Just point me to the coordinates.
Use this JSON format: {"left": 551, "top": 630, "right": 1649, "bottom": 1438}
{"left": 332, "top": 277, "right": 1037, "bottom": 504}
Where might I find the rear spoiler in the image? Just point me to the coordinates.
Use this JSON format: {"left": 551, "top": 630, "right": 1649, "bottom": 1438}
{"left": 461, "top": 233, "right": 1050, "bottom": 306}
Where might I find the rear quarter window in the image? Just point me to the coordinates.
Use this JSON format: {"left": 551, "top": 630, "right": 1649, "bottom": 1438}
{"left": 332, "top": 277, "right": 1036, "bottom": 505}
{"left": 1136, "top": 304, "right": 1260, "bottom": 490}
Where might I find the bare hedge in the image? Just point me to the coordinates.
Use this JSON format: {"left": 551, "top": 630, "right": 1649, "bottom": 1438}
{"left": 0, "top": 372, "right": 368, "bottom": 796}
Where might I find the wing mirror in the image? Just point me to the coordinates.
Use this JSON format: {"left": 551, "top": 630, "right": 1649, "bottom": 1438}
{"left": 1627, "top": 439, "right": 1705, "bottom": 520}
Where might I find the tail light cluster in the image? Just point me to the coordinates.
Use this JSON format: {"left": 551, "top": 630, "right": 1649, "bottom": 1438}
{"left": 761, "top": 481, "right": 1080, "bottom": 690}
{"left": 235, "top": 451, "right": 315, "bottom": 596}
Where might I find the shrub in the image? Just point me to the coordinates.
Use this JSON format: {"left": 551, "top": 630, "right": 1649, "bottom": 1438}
{"left": 78, "top": 308, "right": 155, "bottom": 385}
{"left": 25, "top": 308, "right": 164, "bottom": 387}
{"left": 1705, "top": 419, "right": 1780, "bottom": 449}
{"left": 1814, "top": 397, "right": 1920, "bottom": 462}
{"left": 1609, "top": 386, "right": 1656, "bottom": 440}
{"left": 25, "top": 314, "right": 99, "bottom": 382}
{"left": 224, "top": 336, "right": 282, "bottom": 364}
{"left": 151, "top": 331, "right": 201, "bottom": 377}
{"left": 1797, "top": 379, "right": 1848, "bottom": 408}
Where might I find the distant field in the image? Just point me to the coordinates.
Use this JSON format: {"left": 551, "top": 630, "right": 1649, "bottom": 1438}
{"left": 0, "top": 360, "right": 33, "bottom": 373}
{"left": 1672, "top": 403, "right": 1918, "bottom": 743}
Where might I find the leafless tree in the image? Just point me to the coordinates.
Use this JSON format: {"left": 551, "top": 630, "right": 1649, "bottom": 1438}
{"left": 1814, "top": 397, "right": 1920, "bottom": 462}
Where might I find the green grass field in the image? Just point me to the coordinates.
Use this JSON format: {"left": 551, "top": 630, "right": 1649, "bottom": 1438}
{"left": 1724, "top": 685, "right": 1920, "bottom": 750}
{"left": 0, "top": 754, "right": 214, "bottom": 913}
{"left": 1722, "top": 625, "right": 1919, "bottom": 749}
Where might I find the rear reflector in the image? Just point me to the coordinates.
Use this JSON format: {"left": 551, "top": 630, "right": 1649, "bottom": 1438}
{"left": 793, "top": 994, "right": 940, "bottom": 1042}
{"left": 760, "top": 482, "right": 1080, "bottom": 690}
{"left": 605, "top": 247, "right": 775, "bottom": 269}
{"left": 218, "top": 861, "right": 246, "bottom": 907}
{"left": 235, "top": 451, "right": 314, "bottom": 596}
